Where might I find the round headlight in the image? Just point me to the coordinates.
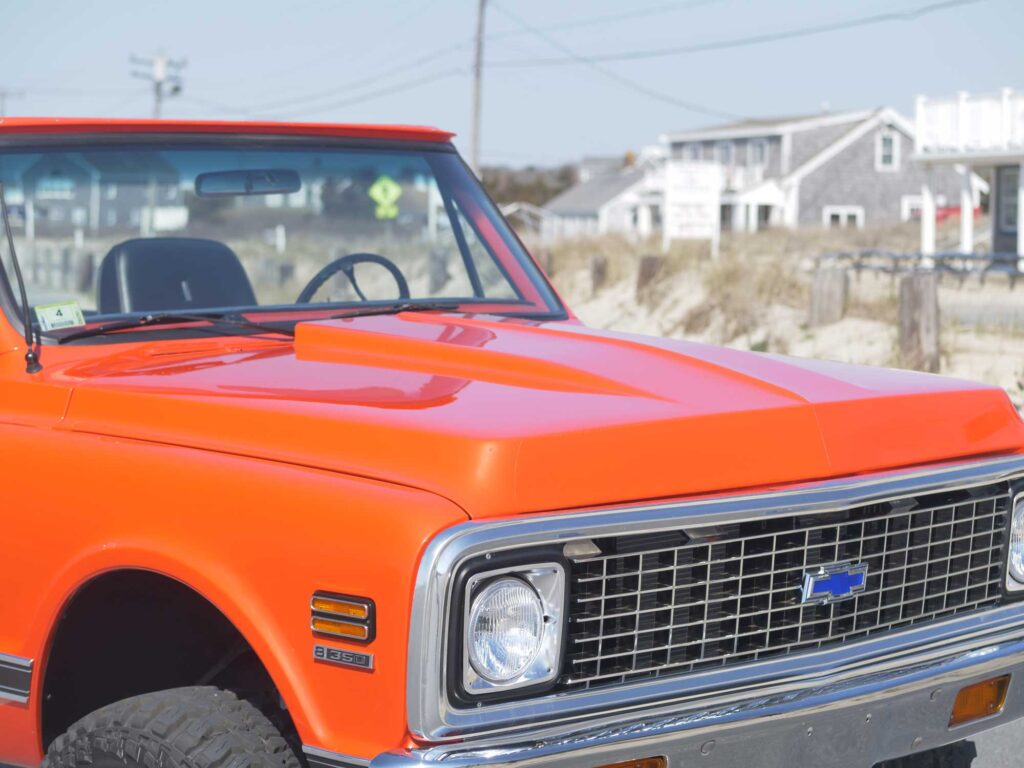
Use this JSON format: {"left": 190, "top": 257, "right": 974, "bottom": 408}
{"left": 467, "top": 577, "right": 545, "bottom": 683}
{"left": 1010, "top": 502, "right": 1024, "bottom": 584}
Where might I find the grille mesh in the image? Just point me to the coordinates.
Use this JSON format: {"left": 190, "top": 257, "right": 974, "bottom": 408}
{"left": 561, "top": 482, "right": 1010, "bottom": 691}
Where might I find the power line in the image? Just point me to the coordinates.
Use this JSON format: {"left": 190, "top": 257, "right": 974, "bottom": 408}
{"left": 489, "top": 0, "right": 984, "bottom": 68}
{"left": 0, "top": 89, "right": 25, "bottom": 118}
{"left": 267, "top": 67, "right": 468, "bottom": 120}
{"left": 491, "top": 3, "right": 740, "bottom": 120}
{"left": 235, "top": 44, "right": 467, "bottom": 115}
{"left": 212, "top": 0, "right": 722, "bottom": 117}
{"left": 488, "top": 0, "right": 724, "bottom": 40}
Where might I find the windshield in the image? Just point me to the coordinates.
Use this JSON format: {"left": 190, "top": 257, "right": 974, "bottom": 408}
{"left": 0, "top": 139, "right": 563, "bottom": 342}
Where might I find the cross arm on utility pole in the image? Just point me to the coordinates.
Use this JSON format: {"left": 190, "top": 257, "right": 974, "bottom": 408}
{"left": 129, "top": 53, "right": 186, "bottom": 119}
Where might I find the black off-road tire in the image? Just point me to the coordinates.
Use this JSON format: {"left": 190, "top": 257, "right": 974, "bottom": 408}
{"left": 877, "top": 739, "right": 978, "bottom": 768}
{"left": 42, "top": 686, "right": 302, "bottom": 768}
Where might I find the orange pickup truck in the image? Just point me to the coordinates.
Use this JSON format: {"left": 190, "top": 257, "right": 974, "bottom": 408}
{"left": 1, "top": 118, "right": 1023, "bottom": 768}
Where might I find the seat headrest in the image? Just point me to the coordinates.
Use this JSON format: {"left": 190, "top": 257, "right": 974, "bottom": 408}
{"left": 98, "top": 238, "right": 257, "bottom": 314}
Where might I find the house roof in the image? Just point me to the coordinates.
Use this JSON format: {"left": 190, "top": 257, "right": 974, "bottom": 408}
{"left": 661, "top": 109, "right": 875, "bottom": 143}
{"left": 544, "top": 169, "right": 644, "bottom": 216}
{"left": 82, "top": 151, "right": 179, "bottom": 180}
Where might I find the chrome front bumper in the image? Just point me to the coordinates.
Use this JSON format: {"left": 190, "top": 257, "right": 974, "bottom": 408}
{"left": 363, "top": 632, "right": 1024, "bottom": 768}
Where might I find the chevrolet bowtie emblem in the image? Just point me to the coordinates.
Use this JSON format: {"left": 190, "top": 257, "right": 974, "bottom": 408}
{"left": 801, "top": 562, "right": 868, "bottom": 605}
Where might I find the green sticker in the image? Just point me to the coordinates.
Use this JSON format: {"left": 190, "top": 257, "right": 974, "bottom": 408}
{"left": 368, "top": 175, "right": 402, "bottom": 220}
{"left": 35, "top": 301, "right": 86, "bottom": 332}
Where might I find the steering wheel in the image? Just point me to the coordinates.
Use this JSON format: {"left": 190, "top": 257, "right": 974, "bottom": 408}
{"left": 297, "top": 252, "right": 410, "bottom": 304}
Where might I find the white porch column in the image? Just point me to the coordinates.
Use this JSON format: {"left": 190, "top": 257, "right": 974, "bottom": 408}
{"left": 1018, "top": 162, "right": 1024, "bottom": 262}
{"left": 731, "top": 203, "right": 745, "bottom": 233}
{"left": 746, "top": 203, "right": 758, "bottom": 233}
{"left": 959, "top": 166, "right": 974, "bottom": 253}
{"left": 920, "top": 172, "right": 936, "bottom": 259}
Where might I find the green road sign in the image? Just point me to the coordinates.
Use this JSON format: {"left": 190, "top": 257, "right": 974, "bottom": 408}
{"left": 368, "top": 175, "right": 402, "bottom": 220}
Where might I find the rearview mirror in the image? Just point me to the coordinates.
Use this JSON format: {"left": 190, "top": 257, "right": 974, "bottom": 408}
{"left": 195, "top": 169, "right": 302, "bottom": 197}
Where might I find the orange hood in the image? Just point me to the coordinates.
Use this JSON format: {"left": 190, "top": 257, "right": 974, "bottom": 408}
{"left": 55, "top": 313, "right": 1024, "bottom": 518}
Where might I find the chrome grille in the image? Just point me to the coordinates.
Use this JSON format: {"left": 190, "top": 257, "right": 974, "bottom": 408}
{"left": 562, "top": 481, "right": 1010, "bottom": 691}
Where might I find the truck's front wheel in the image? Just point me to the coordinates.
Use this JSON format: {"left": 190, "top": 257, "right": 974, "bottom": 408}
{"left": 42, "top": 686, "right": 301, "bottom": 768}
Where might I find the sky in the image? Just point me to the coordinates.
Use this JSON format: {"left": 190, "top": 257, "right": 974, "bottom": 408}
{"left": 1, "top": 0, "right": 1021, "bottom": 166}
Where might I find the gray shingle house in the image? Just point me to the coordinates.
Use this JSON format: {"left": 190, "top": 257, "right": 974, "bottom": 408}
{"left": 19, "top": 151, "right": 182, "bottom": 236}
{"left": 661, "top": 108, "right": 976, "bottom": 233}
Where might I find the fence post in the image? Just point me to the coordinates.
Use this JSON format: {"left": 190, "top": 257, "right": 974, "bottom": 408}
{"left": 74, "top": 251, "right": 95, "bottom": 294}
{"left": 808, "top": 267, "right": 849, "bottom": 327}
{"left": 590, "top": 254, "right": 608, "bottom": 296}
{"left": 899, "top": 271, "right": 940, "bottom": 372}
{"left": 635, "top": 254, "right": 665, "bottom": 302}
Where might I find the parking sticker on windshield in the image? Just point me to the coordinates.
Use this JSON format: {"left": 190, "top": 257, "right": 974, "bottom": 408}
{"left": 368, "top": 175, "right": 402, "bottom": 220}
{"left": 35, "top": 301, "right": 85, "bottom": 332}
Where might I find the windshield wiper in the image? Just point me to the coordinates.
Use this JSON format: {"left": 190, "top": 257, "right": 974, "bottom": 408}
{"left": 51, "top": 312, "right": 297, "bottom": 344}
{"left": 53, "top": 301, "right": 467, "bottom": 344}
{"left": 327, "top": 301, "right": 466, "bottom": 321}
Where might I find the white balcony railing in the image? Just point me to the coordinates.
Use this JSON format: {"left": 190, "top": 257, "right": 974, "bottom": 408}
{"left": 915, "top": 88, "right": 1024, "bottom": 156}
{"left": 721, "top": 164, "right": 765, "bottom": 191}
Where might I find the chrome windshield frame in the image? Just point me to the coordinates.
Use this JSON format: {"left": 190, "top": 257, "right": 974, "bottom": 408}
{"left": 407, "top": 454, "right": 1024, "bottom": 741}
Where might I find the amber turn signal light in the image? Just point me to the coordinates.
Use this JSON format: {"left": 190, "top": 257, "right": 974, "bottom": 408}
{"left": 949, "top": 675, "right": 1010, "bottom": 727}
{"left": 311, "top": 591, "right": 375, "bottom": 642}
{"left": 595, "top": 758, "right": 666, "bottom": 768}
{"left": 311, "top": 616, "right": 370, "bottom": 640}
{"left": 312, "top": 595, "right": 370, "bottom": 620}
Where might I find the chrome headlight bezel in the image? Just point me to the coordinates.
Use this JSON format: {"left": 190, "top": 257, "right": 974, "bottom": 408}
{"left": 1006, "top": 493, "right": 1024, "bottom": 592}
{"left": 448, "top": 553, "right": 567, "bottom": 703}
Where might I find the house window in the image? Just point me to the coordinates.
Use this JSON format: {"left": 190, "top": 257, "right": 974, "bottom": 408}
{"left": 105, "top": 184, "right": 117, "bottom": 200}
{"left": 875, "top": 128, "right": 901, "bottom": 172}
{"left": 998, "top": 166, "right": 1019, "bottom": 234}
{"left": 822, "top": 205, "right": 865, "bottom": 229}
{"left": 900, "top": 195, "right": 923, "bottom": 222}
{"left": 37, "top": 177, "right": 75, "bottom": 200}
{"left": 165, "top": 186, "right": 178, "bottom": 202}
{"left": 715, "top": 141, "right": 734, "bottom": 166}
{"left": 684, "top": 143, "right": 702, "bottom": 161}
{"left": 106, "top": 210, "right": 117, "bottom": 227}
{"left": 748, "top": 139, "right": 768, "bottom": 167}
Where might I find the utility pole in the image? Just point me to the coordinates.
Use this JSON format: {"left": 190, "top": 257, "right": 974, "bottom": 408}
{"left": 469, "top": 0, "right": 487, "bottom": 175}
{"left": 0, "top": 89, "right": 25, "bottom": 118}
{"left": 130, "top": 53, "right": 186, "bottom": 119}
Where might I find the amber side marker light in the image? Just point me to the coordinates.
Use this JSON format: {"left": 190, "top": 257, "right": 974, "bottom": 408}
{"left": 949, "top": 675, "right": 1011, "bottom": 727}
{"left": 311, "top": 591, "right": 375, "bottom": 642}
{"left": 595, "top": 758, "right": 666, "bottom": 768}
{"left": 311, "top": 617, "right": 370, "bottom": 640}
{"left": 312, "top": 595, "right": 370, "bottom": 620}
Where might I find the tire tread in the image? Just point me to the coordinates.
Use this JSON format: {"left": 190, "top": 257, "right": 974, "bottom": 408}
{"left": 43, "top": 687, "right": 301, "bottom": 768}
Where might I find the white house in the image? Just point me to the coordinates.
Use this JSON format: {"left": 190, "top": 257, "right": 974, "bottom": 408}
{"left": 914, "top": 87, "right": 1024, "bottom": 257}
{"left": 542, "top": 164, "right": 663, "bottom": 242}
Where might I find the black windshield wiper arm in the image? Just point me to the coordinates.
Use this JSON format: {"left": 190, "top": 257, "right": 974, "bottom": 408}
{"left": 51, "top": 312, "right": 296, "bottom": 344}
{"left": 326, "top": 301, "right": 466, "bottom": 321}
{"left": 54, "top": 302, "right": 464, "bottom": 343}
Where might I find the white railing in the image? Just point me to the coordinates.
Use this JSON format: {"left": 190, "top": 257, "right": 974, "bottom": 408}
{"left": 916, "top": 88, "right": 1024, "bottom": 155}
{"left": 721, "top": 164, "right": 765, "bottom": 190}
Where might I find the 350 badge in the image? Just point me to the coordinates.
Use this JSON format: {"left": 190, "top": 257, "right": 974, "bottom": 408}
{"left": 313, "top": 644, "right": 374, "bottom": 671}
